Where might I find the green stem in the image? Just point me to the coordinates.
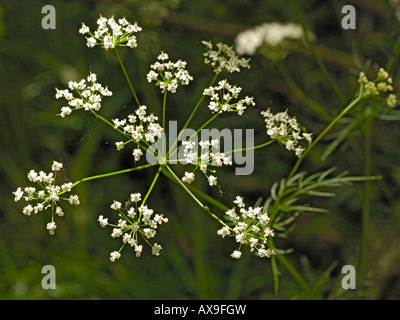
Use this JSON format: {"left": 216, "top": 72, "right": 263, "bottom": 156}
{"left": 164, "top": 165, "right": 229, "bottom": 227}
{"left": 276, "top": 254, "right": 311, "bottom": 295}
{"left": 182, "top": 73, "right": 218, "bottom": 132}
{"left": 162, "top": 90, "right": 167, "bottom": 130}
{"left": 226, "top": 139, "right": 275, "bottom": 155}
{"left": 114, "top": 47, "right": 141, "bottom": 107}
{"left": 71, "top": 163, "right": 158, "bottom": 188}
{"left": 89, "top": 109, "right": 128, "bottom": 137}
{"left": 358, "top": 117, "right": 372, "bottom": 294}
{"left": 166, "top": 74, "right": 219, "bottom": 159}
{"left": 142, "top": 166, "right": 162, "bottom": 206}
{"left": 287, "top": 92, "right": 363, "bottom": 183}
{"left": 167, "top": 112, "right": 220, "bottom": 160}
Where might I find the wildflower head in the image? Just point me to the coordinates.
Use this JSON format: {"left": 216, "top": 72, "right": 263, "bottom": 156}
{"left": 203, "top": 79, "right": 255, "bottom": 115}
{"left": 55, "top": 72, "right": 112, "bottom": 116}
{"left": 261, "top": 108, "right": 312, "bottom": 158}
{"left": 12, "top": 161, "right": 79, "bottom": 235}
{"left": 179, "top": 137, "right": 233, "bottom": 188}
{"left": 98, "top": 193, "right": 168, "bottom": 261}
{"left": 217, "top": 196, "right": 276, "bottom": 259}
{"left": 80, "top": 15, "right": 142, "bottom": 50}
{"left": 202, "top": 40, "right": 250, "bottom": 74}
{"left": 358, "top": 67, "right": 398, "bottom": 108}
{"left": 111, "top": 105, "right": 163, "bottom": 161}
{"left": 147, "top": 51, "right": 193, "bottom": 93}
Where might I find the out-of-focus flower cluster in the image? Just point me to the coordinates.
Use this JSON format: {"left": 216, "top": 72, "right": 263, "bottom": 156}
{"left": 235, "top": 22, "right": 306, "bottom": 57}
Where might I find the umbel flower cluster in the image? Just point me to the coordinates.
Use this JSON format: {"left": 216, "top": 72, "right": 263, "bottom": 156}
{"left": 97, "top": 193, "right": 168, "bottom": 261}
{"left": 180, "top": 138, "right": 233, "bottom": 187}
{"left": 147, "top": 51, "right": 193, "bottom": 93}
{"left": 12, "top": 161, "right": 79, "bottom": 235}
{"left": 112, "top": 105, "right": 163, "bottom": 160}
{"left": 261, "top": 108, "right": 312, "bottom": 157}
{"left": 55, "top": 72, "right": 112, "bottom": 117}
{"left": 218, "top": 196, "right": 276, "bottom": 259}
{"left": 203, "top": 79, "right": 256, "bottom": 115}
{"left": 359, "top": 67, "right": 398, "bottom": 107}
{"left": 202, "top": 40, "right": 250, "bottom": 74}
{"left": 79, "top": 15, "right": 142, "bottom": 49}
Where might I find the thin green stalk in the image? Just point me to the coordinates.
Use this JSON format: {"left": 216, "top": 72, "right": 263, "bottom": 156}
{"left": 276, "top": 253, "right": 312, "bottom": 295}
{"left": 287, "top": 91, "right": 363, "bottom": 183}
{"left": 166, "top": 74, "right": 219, "bottom": 159}
{"left": 142, "top": 166, "right": 162, "bottom": 206}
{"left": 182, "top": 73, "right": 218, "bottom": 132}
{"left": 269, "top": 91, "right": 363, "bottom": 222}
{"left": 71, "top": 163, "right": 158, "bottom": 188}
{"left": 164, "top": 165, "right": 229, "bottom": 228}
{"left": 114, "top": 47, "right": 141, "bottom": 107}
{"left": 226, "top": 139, "right": 275, "bottom": 155}
{"left": 358, "top": 118, "right": 372, "bottom": 294}
{"left": 166, "top": 113, "right": 220, "bottom": 160}
{"left": 290, "top": 0, "right": 346, "bottom": 104}
{"left": 89, "top": 109, "right": 128, "bottom": 137}
{"left": 162, "top": 90, "right": 167, "bottom": 130}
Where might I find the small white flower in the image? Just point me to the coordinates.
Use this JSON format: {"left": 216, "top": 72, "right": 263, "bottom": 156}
{"left": 60, "top": 106, "right": 72, "bottom": 117}
{"left": 134, "top": 245, "right": 143, "bottom": 257}
{"left": 111, "top": 228, "right": 123, "bottom": 238}
{"left": 55, "top": 207, "right": 64, "bottom": 217}
{"left": 132, "top": 148, "right": 143, "bottom": 161}
{"left": 86, "top": 37, "right": 97, "bottom": 48}
{"left": 51, "top": 161, "right": 63, "bottom": 171}
{"left": 46, "top": 221, "right": 57, "bottom": 235}
{"left": 151, "top": 243, "right": 163, "bottom": 256}
{"left": 98, "top": 215, "right": 109, "bottom": 227}
{"left": 217, "top": 226, "right": 230, "bottom": 238}
{"left": 79, "top": 23, "right": 90, "bottom": 34}
{"left": 110, "top": 251, "right": 121, "bottom": 262}
{"left": 233, "top": 196, "right": 245, "bottom": 208}
{"left": 23, "top": 205, "right": 33, "bottom": 216}
{"left": 27, "top": 170, "right": 38, "bottom": 182}
{"left": 110, "top": 200, "right": 121, "bottom": 210}
{"left": 208, "top": 175, "right": 218, "bottom": 186}
{"left": 68, "top": 195, "right": 80, "bottom": 205}
{"left": 115, "top": 141, "right": 124, "bottom": 151}
{"left": 182, "top": 172, "right": 195, "bottom": 184}
{"left": 130, "top": 193, "right": 141, "bottom": 203}
{"left": 230, "top": 250, "right": 242, "bottom": 259}
{"left": 13, "top": 187, "right": 24, "bottom": 202}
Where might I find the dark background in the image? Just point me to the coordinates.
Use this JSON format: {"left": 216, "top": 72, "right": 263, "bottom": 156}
{"left": 0, "top": 0, "right": 399, "bottom": 299}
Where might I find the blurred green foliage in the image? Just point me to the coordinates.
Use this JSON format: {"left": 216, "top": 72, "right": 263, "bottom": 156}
{"left": 0, "top": 0, "right": 399, "bottom": 299}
